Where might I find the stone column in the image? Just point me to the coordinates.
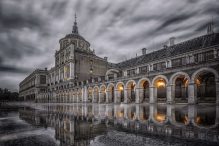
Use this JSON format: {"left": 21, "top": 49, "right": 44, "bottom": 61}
{"left": 215, "top": 105, "right": 219, "bottom": 125}
{"left": 84, "top": 87, "right": 88, "bottom": 102}
{"left": 135, "top": 88, "right": 140, "bottom": 103}
{"left": 149, "top": 104, "right": 156, "bottom": 121}
{"left": 136, "top": 105, "right": 140, "bottom": 120}
{"left": 124, "top": 105, "right": 128, "bottom": 119}
{"left": 166, "top": 105, "right": 174, "bottom": 122}
{"left": 76, "top": 93, "right": 79, "bottom": 103}
{"left": 99, "top": 92, "right": 102, "bottom": 103}
{"left": 167, "top": 84, "right": 174, "bottom": 104}
{"left": 149, "top": 86, "right": 155, "bottom": 103}
{"left": 188, "top": 105, "right": 197, "bottom": 124}
{"left": 114, "top": 90, "right": 118, "bottom": 103}
{"left": 216, "top": 81, "right": 219, "bottom": 105}
{"left": 188, "top": 83, "right": 197, "bottom": 104}
{"left": 106, "top": 91, "right": 109, "bottom": 103}
{"left": 124, "top": 88, "right": 128, "bottom": 103}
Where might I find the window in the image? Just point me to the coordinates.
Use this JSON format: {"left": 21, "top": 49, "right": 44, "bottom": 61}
{"left": 153, "top": 62, "right": 166, "bottom": 71}
{"left": 194, "top": 51, "right": 214, "bottom": 63}
{"left": 205, "top": 51, "right": 214, "bottom": 60}
{"left": 139, "top": 66, "right": 148, "bottom": 74}
{"left": 40, "top": 75, "right": 46, "bottom": 84}
{"left": 127, "top": 69, "right": 135, "bottom": 76}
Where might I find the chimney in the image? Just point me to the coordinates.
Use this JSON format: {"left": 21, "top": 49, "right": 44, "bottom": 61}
{"left": 169, "top": 37, "right": 175, "bottom": 46}
{"left": 142, "top": 48, "right": 147, "bottom": 55}
{"left": 207, "top": 22, "right": 214, "bottom": 34}
{"left": 104, "top": 57, "right": 108, "bottom": 61}
{"left": 45, "top": 67, "right": 47, "bottom": 71}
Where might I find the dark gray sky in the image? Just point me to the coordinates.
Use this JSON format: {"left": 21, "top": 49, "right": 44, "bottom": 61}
{"left": 0, "top": 0, "right": 219, "bottom": 91}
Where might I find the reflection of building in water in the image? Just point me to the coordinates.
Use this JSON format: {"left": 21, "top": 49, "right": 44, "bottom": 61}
{"left": 19, "top": 15, "right": 219, "bottom": 105}
{"left": 19, "top": 108, "right": 107, "bottom": 146}
{"left": 19, "top": 104, "right": 219, "bottom": 144}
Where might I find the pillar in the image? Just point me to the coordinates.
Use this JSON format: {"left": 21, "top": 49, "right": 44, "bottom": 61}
{"left": 149, "top": 86, "right": 155, "bottom": 103}
{"left": 135, "top": 88, "right": 140, "bottom": 103}
{"left": 136, "top": 105, "right": 140, "bottom": 120}
{"left": 216, "top": 81, "right": 219, "bottom": 105}
{"left": 84, "top": 87, "right": 88, "bottom": 102}
{"left": 188, "top": 105, "right": 197, "bottom": 124}
{"left": 124, "top": 88, "right": 128, "bottom": 103}
{"left": 188, "top": 83, "right": 197, "bottom": 104}
{"left": 166, "top": 105, "right": 174, "bottom": 122}
{"left": 106, "top": 91, "right": 109, "bottom": 103}
{"left": 167, "top": 84, "right": 174, "bottom": 104}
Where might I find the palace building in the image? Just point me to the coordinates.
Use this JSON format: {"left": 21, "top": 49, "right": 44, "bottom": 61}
{"left": 19, "top": 16, "right": 219, "bottom": 104}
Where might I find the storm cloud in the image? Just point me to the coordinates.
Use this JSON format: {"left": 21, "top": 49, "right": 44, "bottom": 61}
{"left": 0, "top": 0, "right": 218, "bottom": 91}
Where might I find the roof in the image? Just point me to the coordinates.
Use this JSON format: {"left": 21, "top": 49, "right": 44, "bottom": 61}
{"left": 116, "top": 33, "right": 219, "bottom": 69}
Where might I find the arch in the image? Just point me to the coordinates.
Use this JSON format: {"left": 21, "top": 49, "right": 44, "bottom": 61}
{"left": 106, "top": 69, "right": 120, "bottom": 76}
{"left": 152, "top": 75, "right": 168, "bottom": 103}
{"left": 125, "top": 80, "right": 136, "bottom": 103}
{"left": 88, "top": 87, "right": 93, "bottom": 103}
{"left": 191, "top": 67, "right": 219, "bottom": 82}
{"left": 137, "top": 78, "right": 151, "bottom": 103}
{"left": 106, "top": 69, "right": 121, "bottom": 80}
{"left": 152, "top": 75, "right": 168, "bottom": 86}
{"left": 93, "top": 86, "right": 99, "bottom": 103}
{"left": 115, "top": 82, "right": 125, "bottom": 103}
{"left": 169, "top": 72, "right": 190, "bottom": 103}
{"left": 169, "top": 72, "right": 191, "bottom": 84}
{"left": 99, "top": 85, "right": 107, "bottom": 103}
{"left": 191, "top": 67, "right": 218, "bottom": 103}
{"left": 107, "top": 83, "right": 115, "bottom": 103}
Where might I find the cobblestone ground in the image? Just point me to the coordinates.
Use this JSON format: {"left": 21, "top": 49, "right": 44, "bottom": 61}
{"left": 91, "top": 130, "right": 219, "bottom": 146}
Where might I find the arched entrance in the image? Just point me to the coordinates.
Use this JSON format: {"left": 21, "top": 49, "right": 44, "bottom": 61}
{"left": 88, "top": 87, "right": 93, "bottom": 102}
{"left": 138, "top": 78, "right": 150, "bottom": 103}
{"left": 107, "top": 83, "right": 115, "bottom": 103}
{"left": 93, "top": 86, "right": 99, "bottom": 103}
{"left": 99, "top": 85, "right": 106, "bottom": 103}
{"left": 195, "top": 72, "right": 216, "bottom": 103}
{"left": 126, "top": 80, "right": 136, "bottom": 103}
{"left": 116, "top": 82, "right": 125, "bottom": 103}
{"left": 170, "top": 72, "right": 190, "bottom": 103}
{"left": 152, "top": 75, "right": 168, "bottom": 103}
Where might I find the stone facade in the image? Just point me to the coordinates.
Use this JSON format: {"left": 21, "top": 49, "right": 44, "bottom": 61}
{"left": 19, "top": 69, "right": 47, "bottom": 101}
{"left": 19, "top": 18, "right": 219, "bottom": 104}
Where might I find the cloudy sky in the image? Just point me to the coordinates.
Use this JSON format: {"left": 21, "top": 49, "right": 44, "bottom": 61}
{"left": 0, "top": 0, "right": 219, "bottom": 91}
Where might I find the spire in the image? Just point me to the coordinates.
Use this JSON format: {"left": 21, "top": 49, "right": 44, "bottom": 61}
{"left": 72, "top": 13, "right": 79, "bottom": 34}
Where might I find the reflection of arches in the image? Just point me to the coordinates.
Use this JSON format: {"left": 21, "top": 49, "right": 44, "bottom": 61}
{"left": 139, "top": 105, "right": 149, "bottom": 122}
{"left": 192, "top": 68, "right": 218, "bottom": 103}
{"left": 107, "top": 83, "right": 115, "bottom": 103}
{"left": 88, "top": 87, "right": 93, "bottom": 102}
{"left": 137, "top": 78, "right": 151, "bottom": 103}
{"left": 152, "top": 105, "right": 168, "bottom": 125}
{"left": 99, "top": 85, "right": 106, "bottom": 103}
{"left": 115, "top": 82, "right": 125, "bottom": 103}
{"left": 127, "top": 106, "right": 136, "bottom": 120}
{"left": 93, "top": 86, "right": 99, "bottom": 103}
{"left": 125, "top": 80, "right": 136, "bottom": 103}
{"left": 152, "top": 75, "right": 168, "bottom": 103}
{"left": 170, "top": 72, "right": 190, "bottom": 103}
{"left": 193, "top": 106, "right": 216, "bottom": 128}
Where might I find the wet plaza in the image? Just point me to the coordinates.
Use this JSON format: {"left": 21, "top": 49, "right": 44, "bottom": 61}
{"left": 0, "top": 102, "right": 219, "bottom": 146}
